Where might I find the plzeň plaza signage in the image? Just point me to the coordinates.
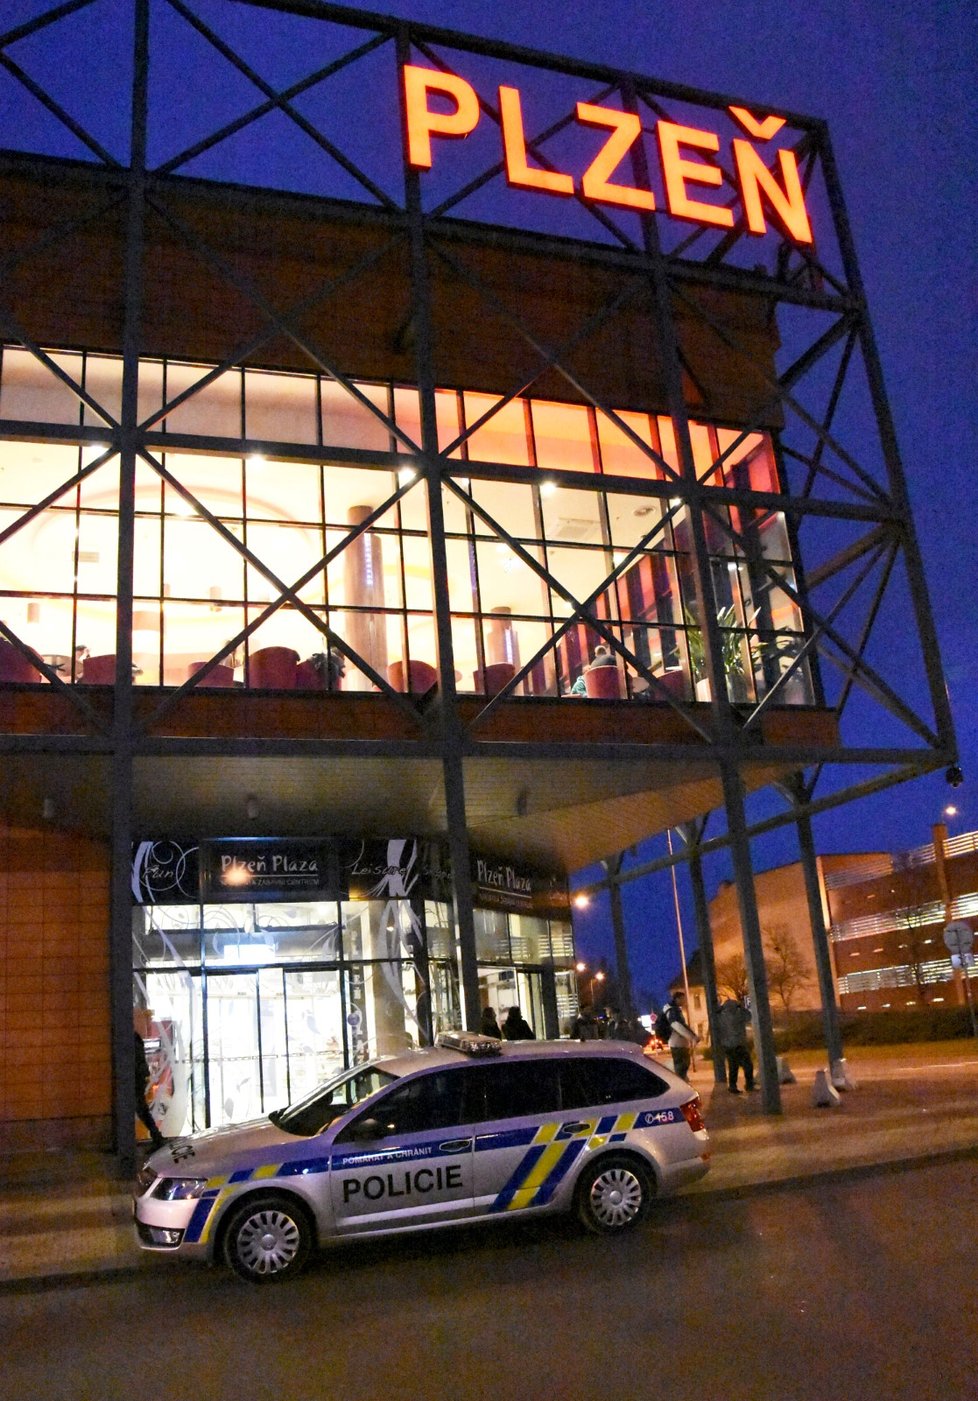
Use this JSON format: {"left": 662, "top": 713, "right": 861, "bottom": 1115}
{"left": 472, "top": 853, "right": 568, "bottom": 917}
{"left": 402, "top": 66, "right": 813, "bottom": 244}
{"left": 200, "top": 839, "right": 343, "bottom": 903}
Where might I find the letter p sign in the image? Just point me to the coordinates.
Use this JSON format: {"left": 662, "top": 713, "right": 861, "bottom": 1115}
{"left": 403, "top": 65, "right": 480, "bottom": 168}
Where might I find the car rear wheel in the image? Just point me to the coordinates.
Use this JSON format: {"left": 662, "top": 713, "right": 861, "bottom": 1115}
{"left": 575, "top": 1154, "right": 654, "bottom": 1234}
{"left": 222, "top": 1193, "right": 313, "bottom": 1283}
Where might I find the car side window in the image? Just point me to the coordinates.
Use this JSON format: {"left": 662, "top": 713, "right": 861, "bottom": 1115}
{"left": 478, "top": 1061, "right": 561, "bottom": 1121}
{"left": 334, "top": 1067, "right": 469, "bottom": 1141}
{"left": 559, "top": 1057, "right": 669, "bottom": 1109}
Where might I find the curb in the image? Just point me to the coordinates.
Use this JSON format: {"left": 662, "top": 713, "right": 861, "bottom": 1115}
{"left": 3, "top": 1142, "right": 976, "bottom": 1295}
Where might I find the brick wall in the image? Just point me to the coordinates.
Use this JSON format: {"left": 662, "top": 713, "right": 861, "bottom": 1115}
{"left": 0, "top": 822, "right": 112, "bottom": 1150}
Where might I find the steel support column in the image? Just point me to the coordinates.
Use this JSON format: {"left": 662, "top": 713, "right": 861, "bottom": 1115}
{"left": 790, "top": 779, "right": 844, "bottom": 1065}
{"left": 109, "top": 0, "right": 148, "bottom": 1177}
{"left": 604, "top": 854, "right": 635, "bottom": 1020}
{"left": 819, "top": 127, "right": 957, "bottom": 759}
{"left": 720, "top": 762, "right": 781, "bottom": 1113}
{"left": 397, "top": 26, "right": 480, "bottom": 1031}
{"left": 681, "top": 822, "right": 724, "bottom": 1084}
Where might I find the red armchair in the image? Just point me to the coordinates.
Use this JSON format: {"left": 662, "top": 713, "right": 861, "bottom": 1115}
{"left": 187, "top": 660, "right": 235, "bottom": 688}
{"left": 474, "top": 662, "right": 516, "bottom": 696}
{"left": 387, "top": 659, "right": 438, "bottom": 693}
{"left": 584, "top": 664, "right": 622, "bottom": 699}
{"left": 80, "top": 654, "right": 117, "bottom": 684}
{"left": 0, "top": 639, "right": 44, "bottom": 682}
{"left": 249, "top": 646, "right": 299, "bottom": 689}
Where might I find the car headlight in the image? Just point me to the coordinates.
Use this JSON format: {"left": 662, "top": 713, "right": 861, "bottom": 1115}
{"left": 153, "top": 1176, "right": 210, "bottom": 1201}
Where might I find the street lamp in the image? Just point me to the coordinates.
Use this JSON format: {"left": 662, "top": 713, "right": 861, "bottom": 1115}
{"left": 575, "top": 963, "right": 605, "bottom": 1007}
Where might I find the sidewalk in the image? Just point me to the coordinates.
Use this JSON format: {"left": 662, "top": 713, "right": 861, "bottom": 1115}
{"left": 2, "top": 1042, "right": 976, "bottom": 1290}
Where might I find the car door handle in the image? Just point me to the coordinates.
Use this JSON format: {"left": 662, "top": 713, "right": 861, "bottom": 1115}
{"left": 562, "top": 1121, "right": 591, "bottom": 1135}
{"left": 439, "top": 1138, "right": 472, "bottom": 1152}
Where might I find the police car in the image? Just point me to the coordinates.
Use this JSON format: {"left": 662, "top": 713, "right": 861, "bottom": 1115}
{"left": 133, "top": 1032, "right": 710, "bottom": 1283}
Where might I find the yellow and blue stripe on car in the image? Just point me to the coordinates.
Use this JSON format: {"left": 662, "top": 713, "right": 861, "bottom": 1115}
{"left": 183, "top": 1155, "right": 330, "bottom": 1244}
{"left": 483, "top": 1108, "right": 677, "bottom": 1213}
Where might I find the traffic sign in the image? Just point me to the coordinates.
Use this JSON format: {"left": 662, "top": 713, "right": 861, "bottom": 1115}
{"left": 944, "top": 920, "right": 974, "bottom": 956}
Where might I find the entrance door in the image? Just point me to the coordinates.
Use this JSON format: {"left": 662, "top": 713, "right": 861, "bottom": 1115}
{"left": 479, "top": 967, "right": 545, "bottom": 1040}
{"left": 205, "top": 968, "right": 346, "bottom": 1128}
{"left": 206, "top": 971, "right": 277, "bottom": 1127}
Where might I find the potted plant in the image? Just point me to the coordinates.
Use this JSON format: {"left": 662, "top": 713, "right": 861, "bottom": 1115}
{"left": 683, "top": 605, "right": 753, "bottom": 702}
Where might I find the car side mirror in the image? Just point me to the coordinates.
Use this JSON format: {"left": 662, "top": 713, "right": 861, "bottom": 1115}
{"left": 350, "top": 1116, "right": 389, "bottom": 1141}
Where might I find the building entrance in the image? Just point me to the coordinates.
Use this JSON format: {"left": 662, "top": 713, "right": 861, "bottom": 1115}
{"left": 478, "top": 967, "right": 545, "bottom": 1040}
{"left": 133, "top": 837, "right": 573, "bottom": 1138}
{"left": 141, "top": 964, "right": 350, "bottom": 1135}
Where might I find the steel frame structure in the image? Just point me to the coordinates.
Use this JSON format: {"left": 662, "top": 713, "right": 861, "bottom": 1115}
{"left": 0, "top": 0, "right": 957, "bottom": 1137}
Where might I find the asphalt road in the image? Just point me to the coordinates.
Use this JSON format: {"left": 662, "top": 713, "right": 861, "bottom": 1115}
{"left": 4, "top": 1158, "right": 975, "bottom": 1401}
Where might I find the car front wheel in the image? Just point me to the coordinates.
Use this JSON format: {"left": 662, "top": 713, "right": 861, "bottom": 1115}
{"left": 575, "top": 1154, "right": 654, "bottom": 1234}
{"left": 222, "top": 1193, "right": 313, "bottom": 1283}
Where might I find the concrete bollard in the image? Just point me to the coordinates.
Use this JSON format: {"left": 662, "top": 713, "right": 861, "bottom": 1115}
{"left": 777, "top": 1056, "right": 796, "bottom": 1084}
{"left": 812, "top": 1067, "right": 842, "bottom": 1107}
{"left": 831, "top": 1057, "right": 856, "bottom": 1091}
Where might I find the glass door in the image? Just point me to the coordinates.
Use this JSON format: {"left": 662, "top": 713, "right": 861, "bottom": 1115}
{"left": 205, "top": 971, "right": 268, "bottom": 1127}
{"left": 478, "top": 967, "right": 545, "bottom": 1040}
{"left": 282, "top": 967, "right": 346, "bottom": 1102}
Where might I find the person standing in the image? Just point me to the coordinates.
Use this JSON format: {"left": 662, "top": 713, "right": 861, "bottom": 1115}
{"left": 502, "top": 1005, "right": 535, "bottom": 1040}
{"left": 134, "top": 1028, "right": 166, "bottom": 1150}
{"left": 571, "top": 1003, "right": 601, "bottom": 1040}
{"left": 480, "top": 1005, "right": 504, "bottom": 1039}
{"left": 662, "top": 991, "right": 698, "bottom": 1081}
{"left": 716, "top": 995, "right": 755, "bottom": 1093}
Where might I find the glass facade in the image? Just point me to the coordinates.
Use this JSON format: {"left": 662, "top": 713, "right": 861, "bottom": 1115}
{"left": 0, "top": 347, "right": 812, "bottom": 705}
{"left": 132, "top": 839, "right": 573, "bottom": 1135}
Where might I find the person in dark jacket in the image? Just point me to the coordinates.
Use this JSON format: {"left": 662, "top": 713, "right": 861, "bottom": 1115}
{"left": 571, "top": 1004, "right": 601, "bottom": 1040}
{"left": 716, "top": 995, "right": 755, "bottom": 1092}
{"left": 502, "top": 1006, "right": 535, "bottom": 1040}
{"left": 134, "top": 1029, "right": 166, "bottom": 1150}
{"left": 480, "top": 1005, "right": 504, "bottom": 1039}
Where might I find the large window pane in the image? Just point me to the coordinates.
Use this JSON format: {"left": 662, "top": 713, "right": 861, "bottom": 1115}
{"left": 284, "top": 969, "right": 345, "bottom": 1100}
{"left": 474, "top": 907, "right": 510, "bottom": 961}
{"left": 81, "top": 355, "right": 123, "bottom": 429}
{"left": 596, "top": 408, "right": 662, "bottom": 479}
{"left": 165, "top": 452, "right": 243, "bottom": 522}
{"left": 245, "top": 457, "right": 322, "bottom": 523}
{"left": 475, "top": 539, "right": 547, "bottom": 621}
{"left": 246, "top": 522, "right": 326, "bottom": 605}
{"left": 0, "top": 441, "right": 82, "bottom": 506}
{"left": 161, "top": 601, "right": 244, "bottom": 686}
{"left": 531, "top": 400, "right": 596, "bottom": 474}
{"left": 401, "top": 533, "right": 433, "bottom": 611}
{"left": 463, "top": 393, "right": 530, "bottom": 466}
{"left": 321, "top": 380, "right": 390, "bottom": 452}
{"left": 445, "top": 537, "right": 478, "bottom": 612}
{"left": 0, "top": 506, "right": 76, "bottom": 593}
{"left": 0, "top": 348, "right": 83, "bottom": 425}
{"left": 161, "top": 365, "right": 242, "bottom": 438}
{"left": 244, "top": 369, "right": 318, "bottom": 445}
{"left": 545, "top": 545, "right": 613, "bottom": 615}
{"left": 540, "top": 484, "right": 604, "bottom": 544}
{"left": 606, "top": 494, "right": 668, "bottom": 550}
{"left": 510, "top": 914, "right": 550, "bottom": 963}
{"left": 345, "top": 960, "right": 422, "bottom": 1060}
{"left": 163, "top": 515, "right": 245, "bottom": 603}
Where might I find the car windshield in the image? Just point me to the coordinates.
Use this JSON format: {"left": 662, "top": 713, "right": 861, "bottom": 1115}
{"left": 269, "top": 1065, "right": 397, "bottom": 1137}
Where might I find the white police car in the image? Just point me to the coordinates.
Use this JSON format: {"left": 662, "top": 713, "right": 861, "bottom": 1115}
{"left": 134, "top": 1032, "right": 709, "bottom": 1283}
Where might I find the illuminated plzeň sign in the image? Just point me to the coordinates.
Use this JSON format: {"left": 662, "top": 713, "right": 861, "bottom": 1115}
{"left": 402, "top": 65, "right": 813, "bottom": 244}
